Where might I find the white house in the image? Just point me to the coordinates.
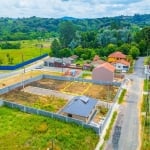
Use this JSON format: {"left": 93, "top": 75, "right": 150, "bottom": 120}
{"left": 112, "top": 59, "right": 130, "bottom": 72}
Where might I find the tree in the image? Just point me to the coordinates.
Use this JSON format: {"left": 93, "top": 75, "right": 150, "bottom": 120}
{"left": 51, "top": 39, "right": 61, "bottom": 57}
{"left": 138, "top": 40, "right": 147, "bottom": 56}
{"left": 58, "top": 48, "right": 71, "bottom": 57}
{"left": 129, "top": 46, "right": 140, "bottom": 59}
{"left": 119, "top": 43, "right": 130, "bottom": 55}
{"left": 59, "top": 21, "right": 76, "bottom": 48}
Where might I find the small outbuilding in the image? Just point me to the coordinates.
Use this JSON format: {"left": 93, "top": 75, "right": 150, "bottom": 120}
{"left": 61, "top": 96, "right": 97, "bottom": 123}
{"left": 44, "top": 57, "right": 71, "bottom": 67}
{"left": 92, "top": 62, "right": 115, "bottom": 82}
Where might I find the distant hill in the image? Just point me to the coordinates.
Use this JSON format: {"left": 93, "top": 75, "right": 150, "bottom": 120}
{"left": 0, "top": 14, "right": 149, "bottom": 41}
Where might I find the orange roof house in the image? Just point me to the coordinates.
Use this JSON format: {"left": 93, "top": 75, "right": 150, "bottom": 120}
{"left": 92, "top": 62, "right": 115, "bottom": 82}
{"left": 108, "top": 51, "right": 126, "bottom": 63}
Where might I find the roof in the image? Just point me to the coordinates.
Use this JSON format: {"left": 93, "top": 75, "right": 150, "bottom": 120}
{"left": 93, "top": 55, "right": 100, "bottom": 61}
{"left": 44, "top": 57, "right": 71, "bottom": 64}
{"left": 91, "top": 59, "right": 105, "bottom": 67}
{"left": 108, "top": 51, "right": 126, "bottom": 59}
{"left": 62, "top": 96, "right": 97, "bottom": 117}
{"left": 70, "top": 55, "right": 78, "bottom": 59}
{"left": 112, "top": 59, "right": 130, "bottom": 66}
{"left": 95, "top": 62, "right": 115, "bottom": 72}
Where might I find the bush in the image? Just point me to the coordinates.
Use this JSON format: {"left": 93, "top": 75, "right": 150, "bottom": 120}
{"left": 118, "top": 89, "right": 127, "bottom": 104}
{"left": 0, "top": 42, "right": 21, "bottom": 49}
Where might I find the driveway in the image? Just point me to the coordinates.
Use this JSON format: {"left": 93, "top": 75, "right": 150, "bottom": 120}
{"left": 105, "top": 57, "right": 145, "bottom": 150}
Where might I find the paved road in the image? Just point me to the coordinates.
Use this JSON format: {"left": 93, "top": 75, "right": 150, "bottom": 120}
{"left": 105, "top": 57, "right": 145, "bottom": 150}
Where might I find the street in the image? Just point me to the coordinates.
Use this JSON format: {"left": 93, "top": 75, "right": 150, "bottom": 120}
{"left": 105, "top": 57, "right": 145, "bottom": 150}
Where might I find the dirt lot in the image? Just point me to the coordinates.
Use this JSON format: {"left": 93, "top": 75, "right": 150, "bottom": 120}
{"left": 29, "top": 78, "right": 118, "bottom": 102}
{"left": 0, "top": 70, "right": 62, "bottom": 88}
{"left": 0, "top": 89, "right": 67, "bottom": 113}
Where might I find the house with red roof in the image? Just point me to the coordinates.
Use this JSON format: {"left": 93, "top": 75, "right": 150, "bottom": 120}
{"left": 111, "top": 59, "right": 130, "bottom": 72}
{"left": 92, "top": 62, "right": 115, "bottom": 82}
{"left": 108, "top": 51, "right": 126, "bottom": 63}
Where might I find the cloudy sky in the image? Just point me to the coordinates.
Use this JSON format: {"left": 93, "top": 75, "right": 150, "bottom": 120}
{"left": 0, "top": 0, "right": 150, "bottom": 18}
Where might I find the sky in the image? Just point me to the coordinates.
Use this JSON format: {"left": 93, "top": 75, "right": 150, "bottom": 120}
{"left": 0, "top": 0, "right": 150, "bottom": 18}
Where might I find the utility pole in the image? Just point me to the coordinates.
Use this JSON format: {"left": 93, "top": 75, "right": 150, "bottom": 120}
{"left": 21, "top": 53, "right": 25, "bottom": 89}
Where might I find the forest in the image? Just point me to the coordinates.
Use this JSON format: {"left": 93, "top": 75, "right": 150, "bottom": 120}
{"left": 0, "top": 14, "right": 150, "bottom": 61}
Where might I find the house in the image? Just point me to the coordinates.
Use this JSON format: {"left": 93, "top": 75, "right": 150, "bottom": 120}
{"left": 92, "top": 62, "right": 115, "bottom": 82}
{"left": 108, "top": 51, "right": 126, "bottom": 63}
{"left": 61, "top": 96, "right": 97, "bottom": 123}
{"left": 112, "top": 59, "right": 130, "bottom": 72}
{"left": 44, "top": 57, "right": 71, "bottom": 67}
{"left": 83, "top": 55, "right": 105, "bottom": 71}
{"left": 82, "top": 63, "right": 92, "bottom": 70}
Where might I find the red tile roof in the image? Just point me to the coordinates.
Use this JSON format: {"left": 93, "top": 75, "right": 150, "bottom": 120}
{"left": 112, "top": 59, "right": 130, "bottom": 66}
{"left": 108, "top": 51, "right": 126, "bottom": 59}
{"left": 96, "top": 62, "right": 115, "bottom": 72}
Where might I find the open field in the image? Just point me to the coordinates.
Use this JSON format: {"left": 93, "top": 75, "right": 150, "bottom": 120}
{"left": 0, "top": 89, "right": 67, "bottom": 112}
{"left": 29, "top": 78, "right": 118, "bottom": 102}
{"left": 0, "top": 107, "right": 98, "bottom": 150}
{"left": 0, "top": 40, "right": 50, "bottom": 65}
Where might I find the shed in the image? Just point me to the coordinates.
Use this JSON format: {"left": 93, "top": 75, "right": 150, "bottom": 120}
{"left": 92, "top": 62, "right": 115, "bottom": 82}
{"left": 61, "top": 96, "right": 97, "bottom": 123}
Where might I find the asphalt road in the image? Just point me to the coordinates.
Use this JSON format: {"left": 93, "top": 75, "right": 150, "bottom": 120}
{"left": 105, "top": 57, "right": 145, "bottom": 150}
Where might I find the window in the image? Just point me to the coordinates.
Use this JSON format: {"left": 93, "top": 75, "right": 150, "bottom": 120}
{"left": 68, "top": 114, "right": 72, "bottom": 117}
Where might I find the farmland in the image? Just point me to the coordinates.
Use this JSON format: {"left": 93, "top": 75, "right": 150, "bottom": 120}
{"left": 0, "top": 107, "right": 99, "bottom": 150}
{"left": 0, "top": 40, "right": 50, "bottom": 65}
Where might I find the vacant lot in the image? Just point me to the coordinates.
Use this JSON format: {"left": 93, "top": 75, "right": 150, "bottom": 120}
{"left": 0, "top": 70, "right": 63, "bottom": 88}
{"left": 30, "top": 78, "right": 118, "bottom": 102}
{"left": 0, "top": 90, "right": 67, "bottom": 112}
{"left": 0, "top": 40, "right": 50, "bottom": 65}
{"left": 0, "top": 107, "right": 98, "bottom": 150}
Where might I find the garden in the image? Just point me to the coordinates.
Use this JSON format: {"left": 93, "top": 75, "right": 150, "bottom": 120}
{"left": 0, "top": 107, "right": 99, "bottom": 150}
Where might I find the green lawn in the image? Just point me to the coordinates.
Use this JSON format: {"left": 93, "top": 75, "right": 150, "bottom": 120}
{"left": 0, "top": 40, "right": 50, "bottom": 65}
{"left": 0, "top": 107, "right": 99, "bottom": 150}
{"left": 143, "top": 79, "right": 150, "bottom": 91}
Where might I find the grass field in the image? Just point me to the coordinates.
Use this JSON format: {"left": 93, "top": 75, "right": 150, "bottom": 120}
{"left": 0, "top": 107, "right": 99, "bottom": 150}
{"left": 0, "top": 40, "right": 50, "bottom": 65}
{"left": 29, "top": 78, "right": 118, "bottom": 102}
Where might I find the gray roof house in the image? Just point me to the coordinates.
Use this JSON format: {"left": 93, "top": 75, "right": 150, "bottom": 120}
{"left": 61, "top": 96, "right": 98, "bottom": 123}
{"left": 44, "top": 57, "right": 72, "bottom": 67}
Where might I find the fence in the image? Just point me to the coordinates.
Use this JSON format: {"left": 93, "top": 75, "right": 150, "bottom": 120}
{"left": 0, "top": 54, "right": 48, "bottom": 70}
{"left": 0, "top": 99, "right": 100, "bottom": 135}
{"left": 0, "top": 73, "right": 122, "bottom": 135}
{"left": 43, "top": 74, "right": 121, "bottom": 86}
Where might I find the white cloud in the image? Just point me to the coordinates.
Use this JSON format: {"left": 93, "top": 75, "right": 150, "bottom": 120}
{"left": 0, "top": 0, "right": 149, "bottom": 18}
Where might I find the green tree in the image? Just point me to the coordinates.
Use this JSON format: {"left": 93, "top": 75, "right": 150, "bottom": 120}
{"left": 129, "top": 46, "right": 140, "bottom": 59}
{"left": 138, "top": 40, "right": 147, "bottom": 56}
{"left": 119, "top": 43, "right": 130, "bottom": 55}
{"left": 51, "top": 39, "right": 61, "bottom": 57}
{"left": 58, "top": 48, "right": 71, "bottom": 57}
{"left": 59, "top": 21, "right": 76, "bottom": 48}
